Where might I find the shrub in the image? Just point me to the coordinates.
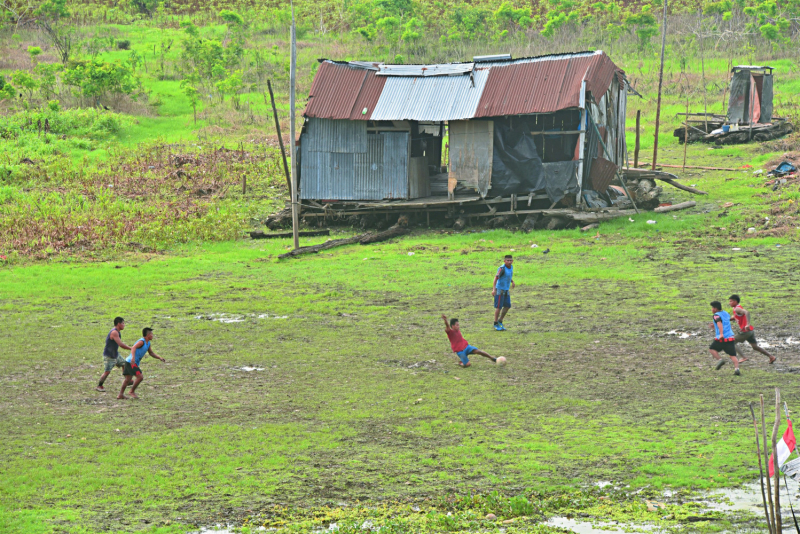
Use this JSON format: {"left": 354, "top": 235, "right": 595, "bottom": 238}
{"left": 116, "top": 39, "right": 131, "bottom": 50}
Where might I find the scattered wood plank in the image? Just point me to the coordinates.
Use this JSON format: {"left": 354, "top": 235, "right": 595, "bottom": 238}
{"left": 250, "top": 229, "right": 330, "bottom": 239}
{"left": 633, "top": 163, "right": 737, "bottom": 171}
{"left": 580, "top": 223, "right": 599, "bottom": 232}
{"left": 654, "top": 200, "right": 696, "bottom": 213}
{"left": 278, "top": 234, "right": 367, "bottom": 258}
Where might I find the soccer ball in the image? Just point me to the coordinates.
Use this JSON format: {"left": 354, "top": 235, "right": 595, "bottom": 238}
{"left": 496, "top": 357, "right": 507, "bottom": 366}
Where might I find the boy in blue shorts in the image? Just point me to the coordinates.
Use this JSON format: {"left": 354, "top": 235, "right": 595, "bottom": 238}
{"left": 118, "top": 327, "right": 165, "bottom": 399}
{"left": 492, "top": 255, "right": 514, "bottom": 331}
{"left": 442, "top": 314, "right": 497, "bottom": 367}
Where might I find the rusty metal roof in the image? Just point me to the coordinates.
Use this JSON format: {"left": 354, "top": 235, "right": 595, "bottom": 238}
{"left": 303, "top": 52, "right": 624, "bottom": 120}
{"left": 475, "top": 51, "right": 620, "bottom": 117}
{"left": 304, "top": 61, "right": 386, "bottom": 120}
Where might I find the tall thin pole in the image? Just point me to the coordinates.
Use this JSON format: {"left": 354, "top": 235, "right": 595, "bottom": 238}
{"left": 634, "top": 110, "right": 641, "bottom": 168}
{"left": 651, "top": 0, "right": 667, "bottom": 171}
{"left": 763, "top": 394, "right": 777, "bottom": 529}
{"left": 752, "top": 403, "right": 775, "bottom": 534}
{"left": 289, "top": 3, "right": 299, "bottom": 250}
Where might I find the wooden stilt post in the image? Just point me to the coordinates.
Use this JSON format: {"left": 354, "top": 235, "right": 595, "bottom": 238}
{"left": 652, "top": 0, "right": 667, "bottom": 171}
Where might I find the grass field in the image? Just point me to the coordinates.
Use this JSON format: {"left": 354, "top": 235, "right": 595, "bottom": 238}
{"left": 3, "top": 136, "right": 800, "bottom": 532}
{"left": 4, "top": 4, "right": 800, "bottom": 532}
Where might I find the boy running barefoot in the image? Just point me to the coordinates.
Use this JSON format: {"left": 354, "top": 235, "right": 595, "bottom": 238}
{"left": 709, "top": 301, "right": 746, "bottom": 375}
{"left": 729, "top": 294, "right": 776, "bottom": 364}
{"left": 118, "top": 328, "right": 165, "bottom": 399}
{"left": 442, "top": 314, "right": 497, "bottom": 367}
{"left": 492, "top": 255, "right": 515, "bottom": 331}
{"left": 96, "top": 317, "right": 132, "bottom": 392}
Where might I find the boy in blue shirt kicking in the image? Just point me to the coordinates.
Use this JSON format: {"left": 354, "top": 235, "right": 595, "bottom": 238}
{"left": 709, "top": 301, "right": 745, "bottom": 375}
{"left": 492, "top": 255, "right": 514, "bottom": 330}
{"left": 118, "top": 327, "right": 165, "bottom": 399}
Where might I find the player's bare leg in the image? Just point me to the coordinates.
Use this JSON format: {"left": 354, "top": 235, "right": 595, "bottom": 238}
{"left": 493, "top": 303, "right": 501, "bottom": 324}
{"left": 117, "top": 376, "right": 131, "bottom": 399}
{"left": 710, "top": 349, "right": 727, "bottom": 370}
{"left": 471, "top": 349, "right": 497, "bottom": 362}
{"left": 458, "top": 362, "right": 472, "bottom": 367}
{"left": 730, "top": 355, "right": 740, "bottom": 371}
{"left": 499, "top": 306, "right": 510, "bottom": 323}
{"left": 128, "top": 375, "right": 144, "bottom": 398}
{"left": 737, "top": 356, "right": 749, "bottom": 363}
{"left": 96, "top": 370, "right": 111, "bottom": 391}
{"left": 749, "top": 341, "right": 776, "bottom": 363}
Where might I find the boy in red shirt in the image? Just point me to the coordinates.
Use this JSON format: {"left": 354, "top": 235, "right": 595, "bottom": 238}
{"left": 729, "top": 294, "right": 776, "bottom": 364}
{"left": 441, "top": 314, "right": 497, "bottom": 367}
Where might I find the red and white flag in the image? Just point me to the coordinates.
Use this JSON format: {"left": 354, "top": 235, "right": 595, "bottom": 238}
{"left": 769, "top": 419, "right": 796, "bottom": 477}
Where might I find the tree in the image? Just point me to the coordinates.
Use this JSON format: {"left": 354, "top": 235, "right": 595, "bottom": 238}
{"left": 34, "top": 0, "right": 75, "bottom": 64}
{"left": 181, "top": 74, "right": 200, "bottom": 125}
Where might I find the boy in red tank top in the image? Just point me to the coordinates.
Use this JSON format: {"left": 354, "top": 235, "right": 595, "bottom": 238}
{"left": 441, "top": 314, "right": 498, "bottom": 367}
{"left": 729, "top": 294, "right": 776, "bottom": 364}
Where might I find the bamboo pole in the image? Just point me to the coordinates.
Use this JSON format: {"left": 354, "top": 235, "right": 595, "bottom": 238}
{"left": 289, "top": 3, "right": 299, "bottom": 250}
{"left": 751, "top": 403, "right": 774, "bottom": 534}
{"left": 651, "top": 0, "right": 667, "bottom": 171}
{"left": 683, "top": 94, "right": 689, "bottom": 171}
{"left": 774, "top": 388, "right": 782, "bottom": 534}
{"left": 634, "top": 110, "right": 641, "bottom": 168}
{"left": 763, "top": 394, "right": 777, "bottom": 530}
{"left": 267, "top": 80, "right": 292, "bottom": 193}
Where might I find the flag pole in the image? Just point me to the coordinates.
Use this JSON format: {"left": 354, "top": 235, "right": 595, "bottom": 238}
{"left": 782, "top": 402, "right": 800, "bottom": 534}
{"left": 773, "top": 388, "right": 782, "bottom": 534}
{"left": 289, "top": 1, "right": 299, "bottom": 250}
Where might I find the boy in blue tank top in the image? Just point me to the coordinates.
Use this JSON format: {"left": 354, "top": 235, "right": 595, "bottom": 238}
{"left": 709, "top": 301, "right": 745, "bottom": 375}
{"left": 118, "top": 327, "right": 165, "bottom": 399}
{"left": 492, "top": 255, "right": 515, "bottom": 331}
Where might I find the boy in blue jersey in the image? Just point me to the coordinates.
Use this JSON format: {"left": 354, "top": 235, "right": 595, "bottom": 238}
{"left": 118, "top": 327, "right": 165, "bottom": 399}
{"left": 492, "top": 255, "right": 515, "bottom": 331}
{"left": 709, "top": 301, "right": 745, "bottom": 375}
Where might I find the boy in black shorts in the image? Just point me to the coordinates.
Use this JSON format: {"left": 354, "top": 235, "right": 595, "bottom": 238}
{"left": 709, "top": 301, "right": 745, "bottom": 375}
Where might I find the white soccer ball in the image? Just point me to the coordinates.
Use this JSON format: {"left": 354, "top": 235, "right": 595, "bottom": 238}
{"left": 496, "top": 357, "right": 507, "bottom": 366}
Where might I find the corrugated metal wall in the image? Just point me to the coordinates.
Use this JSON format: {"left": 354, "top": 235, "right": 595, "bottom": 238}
{"left": 300, "top": 118, "right": 409, "bottom": 200}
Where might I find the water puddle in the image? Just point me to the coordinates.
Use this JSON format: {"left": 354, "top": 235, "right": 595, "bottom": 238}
{"left": 665, "top": 330, "right": 699, "bottom": 339}
{"left": 196, "top": 313, "right": 288, "bottom": 323}
{"left": 546, "top": 517, "right": 655, "bottom": 533}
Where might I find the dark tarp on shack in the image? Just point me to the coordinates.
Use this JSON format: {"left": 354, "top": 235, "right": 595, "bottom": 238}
{"left": 489, "top": 118, "right": 579, "bottom": 204}
{"left": 727, "top": 70, "right": 750, "bottom": 123}
{"left": 761, "top": 74, "right": 774, "bottom": 123}
{"left": 489, "top": 122, "right": 544, "bottom": 197}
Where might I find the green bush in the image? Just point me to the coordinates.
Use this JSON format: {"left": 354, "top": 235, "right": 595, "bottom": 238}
{"left": 116, "top": 39, "right": 131, "bottom": 50}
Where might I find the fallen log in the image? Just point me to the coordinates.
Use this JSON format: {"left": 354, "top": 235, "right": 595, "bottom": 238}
{"left": 359, "top": 225, "right": 409, "bottom": 244}
{"left": 279, "top": 234, "right": 367, "bottom": 259}
{"left": 250, "top": 229, "right": 330, "bottom": 239}
{"left": 654, "top": 177, "right": 707, "bottom": 195}
{"left": 580, "top": 223, "right": 599, "bottom": 232}
{"left": 654, "top": 200, "right": 696, "bottom": 213}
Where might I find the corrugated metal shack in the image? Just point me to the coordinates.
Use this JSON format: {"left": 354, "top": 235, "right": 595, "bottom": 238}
{"left": 675, "top": 65, "right": 793, "bottom": 145}
{"left": 298, "top": 51, "right": 633, "bottom": 221}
